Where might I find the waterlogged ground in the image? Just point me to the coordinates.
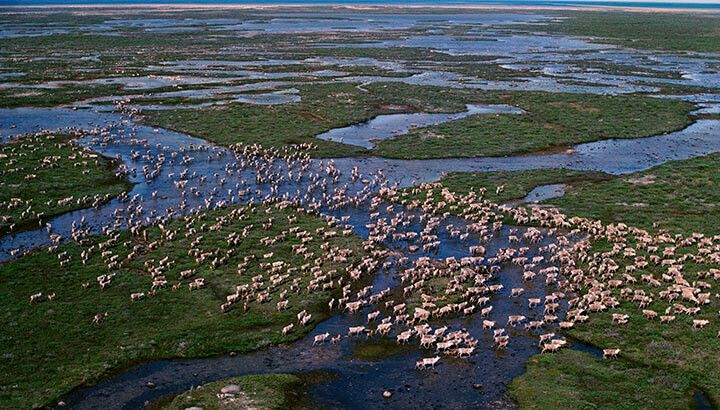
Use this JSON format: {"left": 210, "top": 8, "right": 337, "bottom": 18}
{"left": 1, "top": 5, "right": 720, "bottom": 409}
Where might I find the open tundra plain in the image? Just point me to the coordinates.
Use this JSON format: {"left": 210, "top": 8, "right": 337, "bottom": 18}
{"left": 1, "top": 5, "right": 720, "bottom": 409}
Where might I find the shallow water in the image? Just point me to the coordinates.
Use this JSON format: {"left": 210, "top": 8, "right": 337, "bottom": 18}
{"left": 315, "top": 103, "right": 523, "bottom": 149}
{"left": 72, "top": 81, "right": 297, "bottom": 109}
{"left": 44, "top": 69, "right": 343, "bottom": 92}
{"left": 334, "top": 71, "right": 660, "bottom": 95}
{"left": 104, "top": 89, "right": 303, "bottom": 111}
{"left": 323, "top": 32, "right": 612, "bottom": 57}
{"left": 3, "top": 107, "right": 720, "bottom": 261}
{"left": 7, "top": 13, "right": 718, "bottom": 100}
{"left": 0, "top": 13, "right": 556, "bottom": 39}
{"left": 522, "top": 184, "right": 567, "bottom": 203}
{"left": 33, "top": 13, "right": 558, "bottom": 38}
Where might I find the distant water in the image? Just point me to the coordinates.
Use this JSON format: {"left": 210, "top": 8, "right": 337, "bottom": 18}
{"left": 3, "top": 0, "right": 720, "bottom": 10}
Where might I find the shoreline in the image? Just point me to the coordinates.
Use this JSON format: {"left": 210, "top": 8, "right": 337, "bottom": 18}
{"left": 2, "top": 3, "right": 720, "bottom": 14}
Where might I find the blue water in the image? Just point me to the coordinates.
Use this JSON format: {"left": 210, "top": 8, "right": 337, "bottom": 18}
{"left": 3, "top": 0, "right": 720, "bottom": 10}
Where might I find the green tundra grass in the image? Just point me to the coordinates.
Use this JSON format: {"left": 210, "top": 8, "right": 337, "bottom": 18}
{"left": 546, "top": 11, "right": 720, "bottom": 53}
{"left": 425, "top": 169, "right": 612, "bottom": 203}
{"left": 373, "top": 92, "right": 693, "bottom": 159}
{"left": 548, "top": 153, "right": 720, "bottom": 236}
{"left": 0, "top": 203, "right": 372, "bottom": 408}
{"left": 160, "top": 373, "right": 303, "bottom": 410}
{"left": 0, "top": 134, "right": 132, "bottom": 234}
{"left": 509, "top": 350, "right": 694, "bottom": 410}
{"left": 145, "top": 83, "right": 693, "bottom": 159}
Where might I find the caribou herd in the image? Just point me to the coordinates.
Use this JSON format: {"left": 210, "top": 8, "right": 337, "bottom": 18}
{"left": 12, "top": 109, "right": 720, "bottom": 374}
{"left": 0, "top": 133, "right": 121, "bottom": 233}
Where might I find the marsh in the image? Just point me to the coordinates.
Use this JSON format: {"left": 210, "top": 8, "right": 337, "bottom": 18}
{"left": 1, "top": 3, "right": 719, "bottom": 409}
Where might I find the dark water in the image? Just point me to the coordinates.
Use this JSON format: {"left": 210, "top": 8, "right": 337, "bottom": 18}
{"left": 695, "top": 390, "right": 715, "bottom": 410}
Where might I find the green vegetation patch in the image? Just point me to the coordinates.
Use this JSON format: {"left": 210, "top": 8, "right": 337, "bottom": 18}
{"left": 0, "top": 84, "right": 128, "bottom": 108}
{"left": 431, "top": 169, "right": 611, "bottom": 203}
{"left": 161, "top": 373, "right": 301, "bottom": 410}
{"left": 145, "top": 83, "right": 693, "bottom": 159}
{"left": 0, "top": 203, "right": 372, "bottom": 408}
{"left": 288, "top": 46, "right": 500, "bottom": 63}
{"left": 563, "top": 301, "right": 720, "bottom": 406}
{"left": 142, "top": 82, "right": 469, "bottom": 157}
{"left": 509, "top": 350, "right": 694, "bottom": 409}
{"left": 544, "top": 12, "right": 720, "bottom": 53}
{"left": 541, "top": 154, "right": 720, "bottom": 402}
{"left": 375, "top": 92, "right": 693, "bottom": 159}
{"left": 0, "top": 134, "right": 131, "bottom": 234}
{"left": 143, "top": 82, "right": 376, "bottom": 158}
{"left": 549, "top": 152, "right": 720, "bottom": 235}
